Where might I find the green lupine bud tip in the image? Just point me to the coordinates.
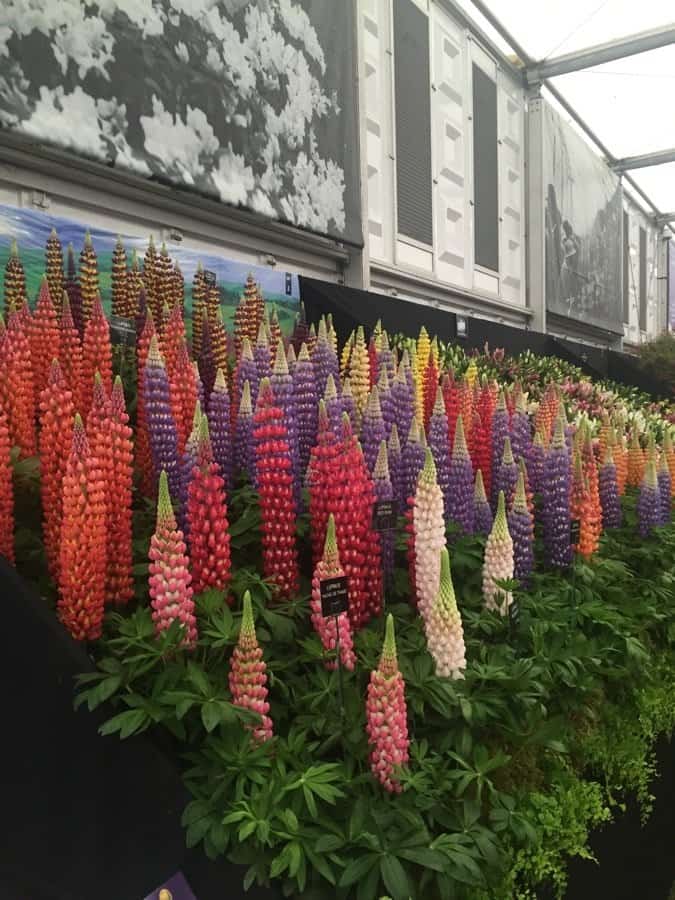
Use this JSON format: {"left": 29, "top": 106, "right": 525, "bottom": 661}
{"left": 421, "top": 447, "right": 437, "bottom": 484}
{"left": 502, "top": 436, "right": 514, "bottom": 466}
{"left": 157, "top": 470, "right": 174, "bottom": 524}
{"left": 323, "top": 514, "right": 340, "bottom": 565}
{"left": 380, "top": 614, "right": 398, "bottom": 672}
{"left": 474, "top": 469, "right": 487, "bottom": 502}
{"left": 241, "top": 591, "right": 255, "bottom": 639}
{"left": 493, "top": 491, "right": 509, "bottom": 539}
{"left": 374, "top": 441, "right": 389, "bottom": 480}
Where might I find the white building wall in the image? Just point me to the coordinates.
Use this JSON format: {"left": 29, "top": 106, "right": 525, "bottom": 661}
{"left": 623, "top": 194, "right": 660, "bottom": 345}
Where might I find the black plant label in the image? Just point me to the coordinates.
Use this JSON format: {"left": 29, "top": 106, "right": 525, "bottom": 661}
{"left": 110, "top": 314, "right": 136, "bottom": 346}
{"left": 373, "top": 499, "right": 398, "bottom": 531}
{"left": 320, "top": 576, "right": 349, "bottom": 618}
{"left": 570, "top": 520, "right": 581, "bottom": 545}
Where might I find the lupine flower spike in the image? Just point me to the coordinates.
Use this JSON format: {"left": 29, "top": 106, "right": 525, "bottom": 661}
{"left": 542, "top": 417, "right": 572, "bottom": 568}
{"left": 366, "top": 614, "right": 409, "bottom": 793}
{"left": 599, "top": 447, "right": 621, "bottom": 529}
{"left": 425, "top": 547, "right": 466, "bottom": 679}
{"left": 0, "top": 402, "right": 15, "bottom": 563}
{"left": 310, "top": 514, "right": 356, "bottom": 671}
{"left": 473, "top": 469, "right": 493, "bottom": 535}
{"left": 229, "top": 591, "right": 273, "bottom": 744}
{"left": 149, "top": 470, "right": 197, "bottom": 647}
{"left": 508, "top": 470, "right": 534, "bottom": 586}
{"left": 413, "top": 449, "right": 446, "bottom": 624}
{"left": 447, "top": 414, "right": 475, "bottom": 535}
{"left": 373, "top": 441, "right": 395, "bottom": 587}
{"left": 637, "top": 457, "right": 660, "bottom": 537}
{"left": 482, "top": 491, "right": 514, "bottom": 615}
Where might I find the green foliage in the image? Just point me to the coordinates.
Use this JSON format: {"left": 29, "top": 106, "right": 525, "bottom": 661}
{"left": 638, "top": 333, "right": 675, "bottom": 397}
{"left": 73, "top": 479, "right": 675, "bottom": 899}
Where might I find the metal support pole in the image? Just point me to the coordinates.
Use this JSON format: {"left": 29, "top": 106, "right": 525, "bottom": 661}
{"left": 525, "top": 89, "right": 546, "bottom": 334}
{"left": 614, "top": 148, "right": 675, "bottom": 172}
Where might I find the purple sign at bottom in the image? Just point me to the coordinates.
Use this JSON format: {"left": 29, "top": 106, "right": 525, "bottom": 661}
{"left": 144, "top": 871, "right": 196, "bottom": 900}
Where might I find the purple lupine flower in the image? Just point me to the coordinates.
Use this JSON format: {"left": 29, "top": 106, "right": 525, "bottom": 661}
{"left": 341, "top": 377, "right": 357, "bottom": 429}
{"left": 286, "top": 342, "right": 297, "bottom": 375}
{"left": 293, "top": 343, "right": 318, "bottom": 477}
{"left": 207, "top": 368, "right": 232, "bottom": 491}
{"left": 491, "top": 390, "right": 510, "bottom": 506}
{"left": 198, "top": 312, "right": 217, "bottom": 403}
{"left": 236, "top": 337, "right": 259, "bottom": 411}
{"left": 447, "top": 415, "right": 474, "bottom": 535}
{"left": 312, "top": 318, "right": 339, "bottom": 397}
{"left": 373, "top": 440, "right": 394, "bottom": 588}
{"left": 391, "top": 364, "right": 415, "bottom": 451}
{"left": 234, "top": 380, "right": 255, "bottom": 484}
{"left": 658, "top": 453, "right": 672, "bottom": 526}
{"left": 361, "top": 385, "right": 387, "bottom": 476}
{"left": 272, "top": 340, "right": 301, "bottom": 510}
{"left": 401, "top": 348, "right": 415, "bottom": 397}
{"left": 65, "top": 242, "right": 84, "bottom": 338}
{"left": 494, "top": 437, "right": 519, "bottom": 510}
{"left": 510, "top": 390, "right": 531, "bottom": 465}
{"left": 526, "top": 430, "right": 546, "bottom": 495}
{"left": 474, "top": 470, "right": 493, "bottom": 535}
{"left": 144, "top": 335, "right": 181, "bottom": 503}
{"left": 542, "top": 416, "right": 572, "bottom": 568}
{"left": 402, "top": 417, "right": 426, "bottom": 502}
{"left": 388, "top": 423, "right": 403, "bottom": 508}
{"left": 599, "top": 449, "right": 622, "bottom": 529}
{"left": 428, "top": 388, "right": 452, "bottom": 520}
{"left": 178, "top": 401, "right": 201, "bottom": 535}
{"left": 508, "top": 470, "right": 534, "bottom": 587}
{"left": 325, "top": 373, "right": 343, "bottom": 435}
{"left": 377, "top": 331, "right": 396, "bottom": 382}
{"left": 377, "top": 367, "right": 395, "bottom": 440}
{"left": 637, "top": 458, "right": 660, "bottom": 536}
{"left": 254, "top": 322, "right": 272, "bottom": 384}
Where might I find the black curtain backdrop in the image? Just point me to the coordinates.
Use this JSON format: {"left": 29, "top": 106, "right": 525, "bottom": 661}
{"left": 300, "top": 278, "right": 671, "bottom": 400}
{"left": 0, "top": 558, "right": 279, "bottom": 900}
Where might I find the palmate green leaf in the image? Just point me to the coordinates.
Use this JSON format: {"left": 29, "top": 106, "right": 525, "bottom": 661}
{"left": 338, "top": 852, "right": 379, "bottom": 888}
{"left": 98, "top": 708, "right": 148, "bottom": 739}
{"left": 380, "top": 854, "right": 411, "bottom": 900}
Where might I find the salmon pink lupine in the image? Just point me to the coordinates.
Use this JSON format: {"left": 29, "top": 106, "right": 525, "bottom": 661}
{"left": 293, "top": 343, "right": 319, "bottom": 477}
{"left": 187, "top": 416, "right": 232, "bottom": 596}
{"left": 0, "top": 402, "right": 15, "bottom": 563}
{"left": 542, "top": 417, "right": 572, "bottom": 568}
{"left": 508, "top": 471, "right": 534, "bottom": 586}
{"left": 482, "top": 491, "right": 514, "bottom": 616}
{"left": 30, "top": 277, "right": 59, "bottom": 398}
{"left": 599, "top": 448, "right": 621, "bottom": 529}
{"left": 149, "top": 470, "right": 197, "bottom": 646}
{"left": 81, "top": 294, "right": 112, "bottom": 417}
{"left": 57, "top": 415, "right": 106, "bottom": 641}
{"left": 2, "top": 311, "right": 36, "bottom": 457}
{"left": 310, "top": 514, "right": 356, "bottom": 670}
{"left": 161, "top": 303, "right": 186, "bottom": 384}
{"left": 447, "top": 415, "right": 475, "bottom": 535}
{"left": 474, "top": 469, "right": 493, "bottom": 535}
{"left": 253, "top": 379, "right": 300, "bottom": 599}
{"left": 425, "top": 547, "right": 466, "bottom": 679}
{"left": 366, "top": 614, "right": 409, "bottom": 793}
{"left": 207, "top": 368, "right": 232, "bottom": 491}
{"left": 59, "top": 293, "right": 84, "bottom": 415}
{"left": 413, "top": 449, "right": 446, "bottom": 624}
{"left": 229, "top": 591, "right": 273, "bottom": 744}
{"left": 168, "top": 338, "right": 196, "bottom": 455}
{"left": 637, "top": 457, "right": 660, "bottom": 537}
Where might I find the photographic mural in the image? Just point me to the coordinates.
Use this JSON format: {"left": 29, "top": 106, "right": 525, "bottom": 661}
{"left": 543, "top": 101, "right": 623, "bottom": 334}
{"left": 0, "top": 1, "right": 360, "bottom": 244}
{"left": 669, "top": 240, "right": 675, "bottom": 331}
{"left": 0, "top": 204, "right": 300, "bottom": 332}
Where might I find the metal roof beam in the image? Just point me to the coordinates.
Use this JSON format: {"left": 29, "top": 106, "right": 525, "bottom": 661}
{"left": 613, "top": 148, "right": 675, "bottom": 172}
{"left": 526, "top": 24, "right": 675, "bottom": 83}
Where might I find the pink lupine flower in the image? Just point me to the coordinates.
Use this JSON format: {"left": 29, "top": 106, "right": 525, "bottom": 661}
{"left": 229, "top": 591, "right": 273, "bottom": 744}
{"left": 425, "top": 547, "right": 466, "bottom": 679}
{"left": 412, "top": 448, "right": 445, "bottom": 624}
{"left": 366, "top": 614, "right": 409, "bottom": 793}
{"left": 482, "top": 490, "right": 514, "bottom": 616}
{"left": 310, "top": 514, "right": 356, "bottom": 671}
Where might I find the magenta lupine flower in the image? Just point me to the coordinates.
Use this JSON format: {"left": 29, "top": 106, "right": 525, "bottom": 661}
{"left": 510, "top": 390, "right": 531, "bottom": 464}
{"left": 149, "top": 470, "right": 197, "bottom": 647}
{"left": 599, "top": 448, "right": 622, "bottom": 529}
{"left": 229, "top": 591, "right": 273, "bottom": 744}
{"left": 312, "top": 317, "right": 339, "bottom": 397}
{"left": 234, "top": 381, "right": 255, "bottom": 483}
{"left": 144, "top": 335, "right": 181, "bottom": 501}
{"left": 402, "top": 417, "right": 426, "bottom": 503}
{"left": 373, "top": 441, "right": 395, "bottom": 587}
{"left": 526, "top": 430, "right": 546, "bottom": 495}
{"left": 361, "top": 385, "right": 387, "bottom": 476}
{"left": 235, "top": 337, "right": 259, "bottom": 411}
{"left": 198, "top": 312, "right": 216, "bottom": 403}
{"left": 494, "top": 437, "right": 519, "bottom": 509}
{"left": 447, "top": 415, "right": 475, "bottom": 535}
{"left": 483, "top": 491, "right": 514, "bottom": 615}
{"left": 178, "top": 400, "right": 201, "bottom": 535}
{"left": 366, "top": 614, "right": 409, "bottom": 793}
{"left": 637, "top": 458, "right": 661, "bottom": 537}
{"left": 542, "top": 417, "right": 572, "bottom": 568}
{"left": 413, "top": 449, "right": 446, "bottom": 624}
{"left": 474, "top": 469, "right": 493, "bottom": 535}
{"left": 377, "top": 367, "right": 395, "bottom": 439}
{"left": 254, "top": 321, "right": 272, "bottom": 384}
{"left": 310, "top": 514, "right": 356, "bottom": 670}
{"left": 293, "top": 343, "right": 318, "bottom": 477}
{"left": 388, "top": 423, "right": 403, "bottom": 508}
{"left": 507, "top": 470, "right": 534, "bottom": 587}
{"left": 271, "top": 341, "right": 301, "bottom": 508}
{"left": 207, "top": 368, "right": 231, "bottom": 491}
{"left": 491, "top": 390, "right": 510, "bottom": 505}
{"left": 425, "top": 547, "right": 466, "bottom": 679}
{"left": 391, "top": 362, "right": 415, "bottom": 453}
{"left": 658, "top": 453, "right": 671, "bottom": 526}
{"left": 428, "top": 387, "right": 452, "bottom": 520}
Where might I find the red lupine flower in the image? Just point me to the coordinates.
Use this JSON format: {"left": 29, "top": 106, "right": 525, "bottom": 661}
{"left": 186, "top": 415, "right": 232, "bottom": 597}
{"left": 310, "top": 514, "right": 356, "bottom": 670}
{"left": 0, "top": 401, "right": 15, "bottom": 563}
{"left": 82, "top": 294, "right": 112, "bottom": 417}
{"left": 2, "top": 311, "right": 36, "bottom": 457}
{"left": 135, "top": 308, "right": 156, "bottom": 497}
{"left": 229, "top": 590, "right": 273, "bottom": 744}
{"left": 161, "top": 302, "right": 185, "bottom": 379}
{"left": 38, "top": 360, "right": 74, "bottom": 579}
{"left": 442, "top": 372, "right": 460, "bottom": 451}
{"left": 59, "top": 293, "right": 85, "bottom": 415}
{"left": 253, "top": 378, "right": 299, "bottom": 599}
{"left": 57, "top": 415, "right": 107, "bottom": 641}
{"left": 149, "top": 470, "right": 197, "bottom": 647}
{"left": 108, "top": 377, "right": 134, "bottom": 604}
{"left": 458, "top": 376, "right": 473, "bottom": 446}
{"left": 170, "top": 338, "right": 199, "bottom": 455}
{"left": 30, "top": 277, "right": 60, "bottom": 398}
